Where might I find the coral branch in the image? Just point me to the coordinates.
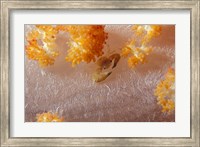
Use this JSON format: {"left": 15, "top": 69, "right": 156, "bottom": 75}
{"left": 154, "top": 68, "right": 175, "bottom": 113}
{"left": 36, "top": 112, "right": 64, "bottom": 122}
{"left": 121, "top": 25, "right": 162, "bottom": 68}
{"left": 25, "top": 25, "right": 60, "bottom": 67}
{"left": 65, "top": 25, "right": 108, "bottom": 66}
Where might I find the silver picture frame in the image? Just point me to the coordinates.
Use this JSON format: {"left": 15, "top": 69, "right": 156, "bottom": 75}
{"left": 1, "top": 0, "right": 199, "bottom": 146}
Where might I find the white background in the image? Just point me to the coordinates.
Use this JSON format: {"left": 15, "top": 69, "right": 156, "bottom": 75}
{"left": 10, "top": 10, "right": 190, "bottom": 137}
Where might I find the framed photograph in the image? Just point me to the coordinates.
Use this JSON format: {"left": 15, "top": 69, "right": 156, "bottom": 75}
{"left": 1, "top": 0, "right": 199, "bottom": 146}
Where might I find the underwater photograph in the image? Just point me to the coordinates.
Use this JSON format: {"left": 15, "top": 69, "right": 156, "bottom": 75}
{"left": 25, "top": 25, "right": 175, "bottom": 122}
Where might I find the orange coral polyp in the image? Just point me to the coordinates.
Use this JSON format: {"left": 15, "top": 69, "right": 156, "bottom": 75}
{"left": 121, "top": 47, "right": 132, "bottom": 57}
{"left": 55, "top": 25, "right": 69, "bottom": 32}
{"left": 122, "top": 25, "right": 162, "bottom": 68}
{"left": 128, "top": 56, "right": 140, "bottom": 68}
{"left": 122, "top": 41, "right": 152, "bottom": 68}
{"left": 132, "top": 25, "right": 145, "bottom": 36}
{"left": 132, "top": 25, "right": 162, "bottom": 45}
{"left": 143, "top": 25, "right": 162, "bottom": 44}
{"left": 65, "top": 25, "right": 108, "bottom": 66}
